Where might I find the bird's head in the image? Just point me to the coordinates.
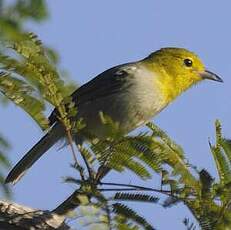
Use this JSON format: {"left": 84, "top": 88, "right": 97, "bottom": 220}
{"left": 143, "top": 47, "right": 223, "bottom": 102}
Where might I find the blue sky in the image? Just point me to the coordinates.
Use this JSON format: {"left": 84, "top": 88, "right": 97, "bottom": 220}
{"left": 2, "top": 0, "right": 231, "bottom": 229}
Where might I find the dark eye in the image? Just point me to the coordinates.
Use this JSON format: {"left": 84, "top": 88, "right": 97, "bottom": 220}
{"left": 184, "top": 58, "right": 193, "bottom": 67}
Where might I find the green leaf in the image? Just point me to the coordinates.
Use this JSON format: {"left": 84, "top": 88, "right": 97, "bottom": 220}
{"left": 210, "top": 120, "right": 231, "bottom": 185}
{"left": 13, "top": 0, "right": 48, "bottom": 22}
{"left": 0, "top": 32, "right": 76, "bottom": 131}
{"left": 0, "top": 72, "right": 49, "bottom": 129}
{"left": 220, "top": 139, "right": 231, "bottom": 164}
{"left": 147, "top": 122, "right": 199, "bottom": 189}
{"left": 0, "top": 133, "right": 11, "bottom": 197}
{"left": 113, "top": 203, "right": 155, "bottom": 230}
{"left": 114, "top": 193, "right": 159, "bottom": 203}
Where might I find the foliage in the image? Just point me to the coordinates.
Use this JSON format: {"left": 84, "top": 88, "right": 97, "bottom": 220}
{"left": 0, "top": 32, "right": 76, "bottom": 130}
{"left": 0, "top": 0, "right": 50, "bottom": 198}
{"left": 0, "top": 0, "right": 48, "bottom": 42}
{"left": 0, "top": 0, "right": 73, "bottom": 105}
{"left": 0, "top": 135, "right": 10, "bottom": 196}
{"left": 56, "top": 120, "right": 231, "bottom": 230}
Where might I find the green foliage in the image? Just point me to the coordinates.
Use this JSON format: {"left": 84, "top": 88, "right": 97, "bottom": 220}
{"left": 0, "top": 71, "right": 48, "bottom": 129}
{"left": 61, "top": 120, "right": 231, "bottom": 230}
{"left": 58, "top": 118, "right": 196, "bottom": 228}
{"left": 0, "top": 0, "right": 73, "bottom": 106}
{"left": 0, "top": 32, "right": 75, "bottom": 130}
{"left": 0, "top": 0, "right": 76, "bottom": 200}
{"left": 210, "top": 121, "right": 231, "bottom": 186}
{"left": 114, "top": 193, "right": 159, "bottom": 203}
{"left": 0, "top": 134, "right": 11, "bottom": 196}
{"left": 0, "top": 0, "right": 48, "bottom": 51}
{"left": 183, "top": 121, "right": 231, "bottom": 230}
{"left": 0, "top": 0, "right": 50, "bottom": 198}
{"left": 8, "top": 0, "right": 48, "bottom": 22}
{"left": 113, "top": 203, "right": 155, "bottom": 230}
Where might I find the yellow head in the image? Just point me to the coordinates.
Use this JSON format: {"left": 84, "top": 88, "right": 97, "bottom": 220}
{"left": 143, "top": 47, "right": 222, "bottom": 103}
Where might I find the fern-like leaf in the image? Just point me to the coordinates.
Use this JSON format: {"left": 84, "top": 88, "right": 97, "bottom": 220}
{"left": 0, "top": 134, "right": 11, "bottom": 197}
{"left": 114, "top": 192, "right": 159, "bottom": 203}
{"left": 210, "top": 121, "right": 231, "bottom": 185}
{"left": 0, "top": 32, "right": 75, "bottom": 131}
{"left": 0, "top": 72, "right": 48, "bottom": 129}
{"left": 220, "top": 139, "right": 231, "bottom": 164}
{"left": 113, "top": 203, "right": 155, "bottom": 230}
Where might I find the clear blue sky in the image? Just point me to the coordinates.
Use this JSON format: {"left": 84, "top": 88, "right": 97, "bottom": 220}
{"left": 2, "top": 0, "right": 231, "bottom": 229}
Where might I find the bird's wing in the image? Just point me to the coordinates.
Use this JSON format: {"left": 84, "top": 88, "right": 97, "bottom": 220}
{"left": 49, "top": 63, "right": 135, "bottom": 125}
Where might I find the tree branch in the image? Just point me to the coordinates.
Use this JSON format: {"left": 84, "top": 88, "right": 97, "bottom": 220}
{"left": 0, "top": 200, "right": 70, "bottom": 230}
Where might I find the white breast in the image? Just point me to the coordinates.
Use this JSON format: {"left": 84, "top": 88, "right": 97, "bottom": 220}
{"left": 77, "top": 65, "right": 166, "bottom": 138}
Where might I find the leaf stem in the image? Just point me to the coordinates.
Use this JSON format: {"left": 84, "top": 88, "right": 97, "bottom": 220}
{"left": 99, "top": 181, "right": 180, "bottom": 197}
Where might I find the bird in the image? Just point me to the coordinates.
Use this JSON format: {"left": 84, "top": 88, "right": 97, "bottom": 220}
{"left": 5, "top": 47, "right": 223, "bottom": 184}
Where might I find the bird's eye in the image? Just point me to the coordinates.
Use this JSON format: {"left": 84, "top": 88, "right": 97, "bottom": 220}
{"left": 184, "top": 58, "right": 193, "bottom": 67}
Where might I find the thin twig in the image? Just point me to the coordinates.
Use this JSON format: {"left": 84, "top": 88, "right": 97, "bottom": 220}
{"left": 57, "top": 115, "right": 79, "bottom": 166}
{"left": 100, "top": 182, "right": 179, "bottom": 193}
{"left": 99, "top": 182, "right": 182, "bottom": 199}
{"left": 66, "top": 128, "right": 78, "bottom": 164}
{"left": 65, "top": 129, "right": 85, "bottom": 180}
{"left": 99, "top": 188, "right": 153, "bottom": 192}
{"left": 98, "top": 188, "right": 179, "bottom": 199}
{"left": 77, "top": 144, "right": 93, "bottom": 180}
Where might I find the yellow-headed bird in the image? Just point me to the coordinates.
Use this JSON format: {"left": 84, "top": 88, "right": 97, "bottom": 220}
{"left": 5, "top": 47, "right": 223, "bottom": 184}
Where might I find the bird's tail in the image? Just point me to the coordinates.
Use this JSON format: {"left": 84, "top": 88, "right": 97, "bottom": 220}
{"left": 5, "top": 124, "right": 63, "bottom": 184}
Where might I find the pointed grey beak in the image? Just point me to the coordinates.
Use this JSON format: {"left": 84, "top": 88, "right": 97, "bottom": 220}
{"left": 199, "top": 70, "right": 223, "bottom": 83}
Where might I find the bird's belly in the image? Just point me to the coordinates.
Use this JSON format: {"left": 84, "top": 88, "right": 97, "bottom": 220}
{"left": 77, "top": 89, "right": 165, "bottom": 139}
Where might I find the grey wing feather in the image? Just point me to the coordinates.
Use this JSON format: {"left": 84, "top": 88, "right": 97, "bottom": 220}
{"left": 49, "top": 63, "right": 134, "bottom": 125}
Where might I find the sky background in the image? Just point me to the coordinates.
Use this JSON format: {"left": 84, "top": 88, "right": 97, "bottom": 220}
{"left": 1, "top": 0, "right": 231, "bottom": 229}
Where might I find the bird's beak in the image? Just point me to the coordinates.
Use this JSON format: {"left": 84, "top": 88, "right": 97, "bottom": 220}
{"left": 199, "top": 70, "right": 223, "bottom": 83}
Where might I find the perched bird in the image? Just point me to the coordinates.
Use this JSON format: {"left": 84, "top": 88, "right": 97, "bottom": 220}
{"left": 5, "top": 47, "right": 223, "bottom": 184}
